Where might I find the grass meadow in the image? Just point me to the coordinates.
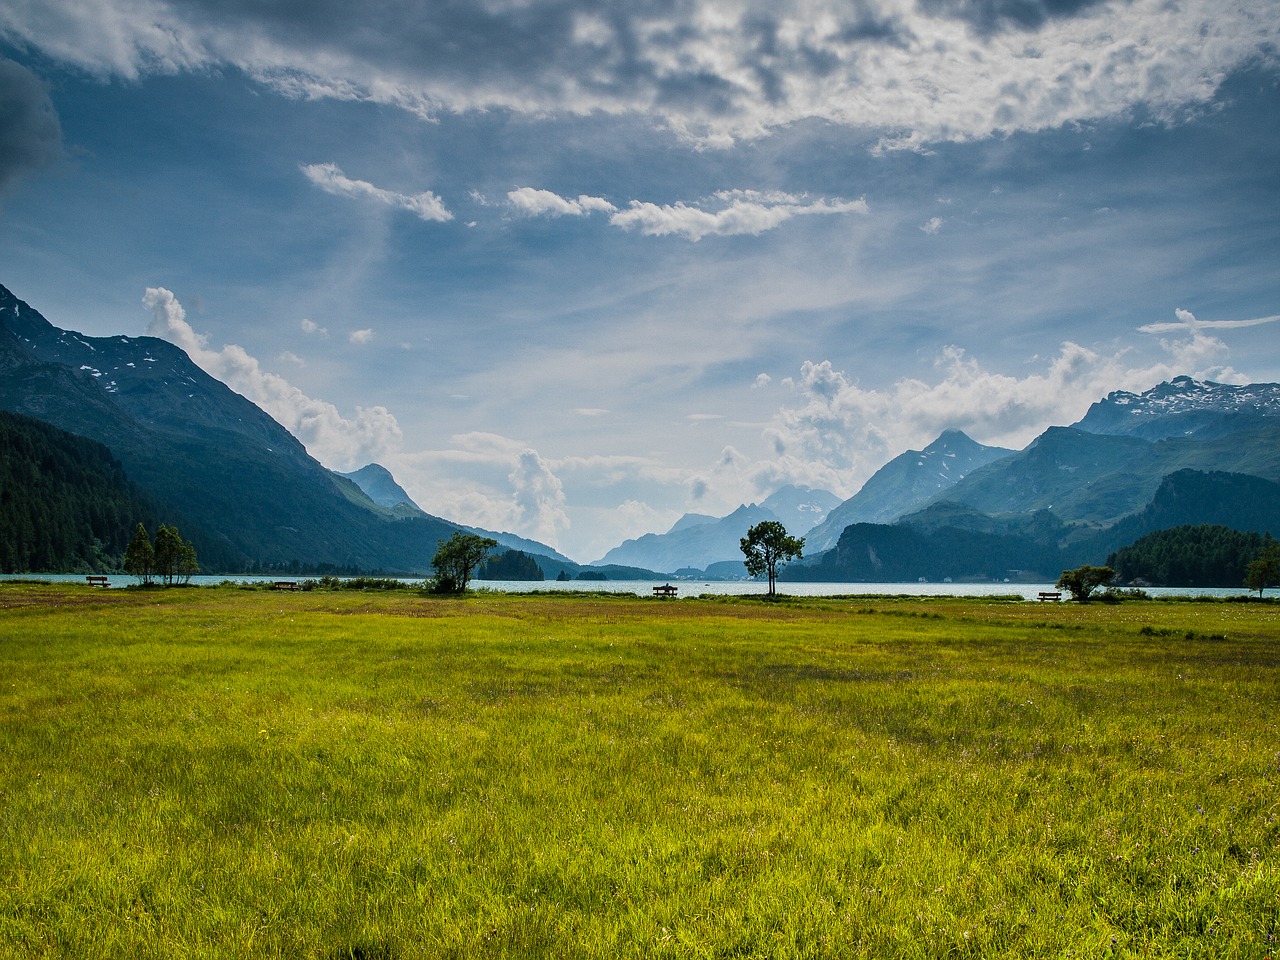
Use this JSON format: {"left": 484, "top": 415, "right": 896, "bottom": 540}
{"left": 0, "top": 584, "right": 1277, "bottom": 958}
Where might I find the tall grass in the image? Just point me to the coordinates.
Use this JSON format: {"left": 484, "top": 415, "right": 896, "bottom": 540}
{"left": 0, "top": 585, "right": 1276, "bottom": 957}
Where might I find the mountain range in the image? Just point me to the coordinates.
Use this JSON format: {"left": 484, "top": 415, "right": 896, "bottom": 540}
{"left": 0, "top": 283, "right": 605, "bottom": 576}
{"left": 593, "top": 485, "right": 840, "bottom": 574}
{"left": 4, "top": 279, "right": 1279, "bottom": 582}
{"left": 784, "top": 379, "right": 1280, "bottom": 582}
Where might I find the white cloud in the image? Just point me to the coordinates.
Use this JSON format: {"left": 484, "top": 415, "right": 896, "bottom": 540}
{"left": 6, "top": 0, "right": 1272, "bottom": 147}
{"left": 506, "top": 186, "right": 866, "bottom": 239}
{"left": 142, "top": 287, "right": 402, "bottom": 470}
{"left": 279, "top": 350, "right": 305, "bottom": 366}
{"left": 300, "top": 318, "right": 327, "bottom": 337}
{"left": 301, "top": 162, "right": 452, "bottom": 222}
{"left": 348, "top": 327, "right": 375, "bottom": 345}
{"left": 921, "top": 217, "right": 944, "bottom": 235}
{"left": 507, "top": 187, "right": 616, "bottom": 217}
{"left": 1138, "top": 308, "right": 1280, "bottom": 334}
{"left": 610, "top": 190, "right": 868, "bottom": 241}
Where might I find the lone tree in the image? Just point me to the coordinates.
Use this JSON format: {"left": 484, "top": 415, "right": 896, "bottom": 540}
{"left": 740, "top": 520, "right": 805, "bottom": 597}
{"left": 1057, "top": 564, "right": 1115, "bottom": 602}
{"left": 1245, "top": 535, "right": 1280, "bottom": 597}
{"left": 123, "top": 522, "right": 155, "bottom": 585}
{"left": 431, "top": 532, "right": 498, "bottom": 593}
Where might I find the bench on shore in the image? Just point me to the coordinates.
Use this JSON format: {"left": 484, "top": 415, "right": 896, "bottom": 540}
{"left": 271, "top": 580, "right": 299, "bottom": 591}
{"left": 652, "top": 583, "right": 678, "bottom": 598}
{"left": 1037, "top": 591, "right": 1062, "bottom": 602}
{"left": 85, "top": 575, "right": 109, "bottom": 588}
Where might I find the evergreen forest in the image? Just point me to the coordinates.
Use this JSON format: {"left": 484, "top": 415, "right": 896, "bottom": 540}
{"left": 1107, "top": 524, "right": 1274, "bottom": 588}
{"left": 0, "top": 410, "right": 159, "bottom": 573}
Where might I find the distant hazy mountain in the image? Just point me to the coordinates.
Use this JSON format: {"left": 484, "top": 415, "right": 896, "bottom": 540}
{"left": 595, "top": 503, "right": 777, "bottom": 572}
{"left": 336, "top": 461, "right": 574, "bottom": 563}
{"left": 805, "top": 430, "right": 1013, "bottom": 553}
{"left": 760, "top": 484, "right": 842, "bottom": 535}
{"left": 593, "top": 485, "right": 838, "bottom": 573}
{"left": 337, "top": 463, "right": 422, "bottom": 511}
{"left": 667, "top": 513, "right": 719, "bottom": 534}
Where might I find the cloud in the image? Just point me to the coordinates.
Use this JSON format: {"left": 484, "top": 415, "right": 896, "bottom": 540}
{"left": 142, "top": 287, "right": 402, "bottom": 470}
{"left": 509, "top": 449, "right": 570, "bottom": 544}
{"left": 387, "top": 432, "right": 574, "bottom": 547}
{"left": 921, "top": 217, "right": 944, "bottom": 235}
{"left": 0, "top": 58, "right": 63, "bottom": 191}
{"left": 301, "top": 162, "right": 452, "bottom": 222}
{"left": 348, "top": 328, "right": 375, "bottom": 345}
{"left": 507, "top": 187, "right": 616, "bottom": 217}
{"left": 300, "top": 318, "right": 327, "bottom": 337}
{"left": 7, "top": 0, "right": 1271, "bottom": 147}
{"left": 1137, "top": 308, "right": 1280, "bottom": 335}
{"left": 506, "top": 186, "right": 866, "bottom": 239}
{"left": 747, "top": 337, "right": 1249, "bottom": 498}
{"left": 610, "top": 190, "right": 868, "bottom": 241}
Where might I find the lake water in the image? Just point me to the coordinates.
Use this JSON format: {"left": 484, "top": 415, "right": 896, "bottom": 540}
{"left": 0, "top": 573, "right": 1253, "bottom": 600}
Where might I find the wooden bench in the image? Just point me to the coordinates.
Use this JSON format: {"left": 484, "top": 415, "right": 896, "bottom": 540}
{"left": 1037, "top": 591, "right": 1062, "bottom": 602}
{"left": 272, "top": 580, "right": 299, "bottom": 591}
{"left": 85, "top": 575, "right": 109, "bottom": 588}
{"left": 652, "top": 583, "right": 678, "bottom": 598}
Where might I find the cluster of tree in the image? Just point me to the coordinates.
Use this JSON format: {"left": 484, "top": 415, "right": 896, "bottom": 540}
{"left": 124, "top": 522, "right": 199, "bottom": 585}
{"left": 1107, "top": 525, "right": 1274, "bottom": 587}
{"left": 477, "top": 549, "right": 544, "bottom": 581}
{"left": 0, "top": 410, "right": 159, "bottom": 573}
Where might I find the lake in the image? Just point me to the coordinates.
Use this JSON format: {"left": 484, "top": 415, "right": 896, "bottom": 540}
{"left": 0, "top": 573, "right": 1254, "bottom": 600}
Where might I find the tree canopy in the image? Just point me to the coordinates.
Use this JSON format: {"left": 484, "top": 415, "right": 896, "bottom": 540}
{"left": 1245, "top": 536, "right": 1280, "bottom": 597}
{"left": 1057, "top": 564, "right": 1115, "bottom": 602}
{"left": 740, "top": 521, "right": 804, "bottom": 597}
{"left": 431, "top": 532, "right": 498, "bottom": 593}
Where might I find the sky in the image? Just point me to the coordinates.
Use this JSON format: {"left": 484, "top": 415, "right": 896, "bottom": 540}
{"left": 1, "top": 0, "right": 1278, "bottom": 562}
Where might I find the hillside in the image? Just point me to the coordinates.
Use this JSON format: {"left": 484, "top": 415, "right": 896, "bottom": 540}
{"left": 805, "top": 431, "right": 1014, "bottom": 553}
{"left": 0, "top": 284, "right": 466, "bottom": 572}
{"left": 0, "top": 410, "right": 171, "bottom": 573}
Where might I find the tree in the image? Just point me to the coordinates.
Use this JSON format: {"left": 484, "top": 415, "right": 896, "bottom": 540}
{"left": 1057, "top": 564, "right": 1115, "bottom": 602}
{"left": 153, "top": 524, "right": 183, "bottom": 586}
{"left": 740, "top": 521, "right": 805, "bottom": 597}
{"left": 431, "top": 532, "right": 498, "bottom": 593}
{"left": 123, "top": 522, "right": 154, "bottom": 585}
{"left": 143, "top": 523, "right": 199, "bottom": 586}
{"left": 177, "top": 540, "right": 200, "bottom": 585}
{"left": 1245, "top": 536, "right": 1280, "bottom": 597}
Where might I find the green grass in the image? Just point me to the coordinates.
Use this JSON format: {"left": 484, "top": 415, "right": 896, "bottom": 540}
{"left": 1, "top": 585, "right": 1277, "bottom": 957}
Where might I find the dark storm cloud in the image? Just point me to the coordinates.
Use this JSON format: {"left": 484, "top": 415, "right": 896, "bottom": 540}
{"left": 0, "top": 59, "right": 62, "bottom": 191}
